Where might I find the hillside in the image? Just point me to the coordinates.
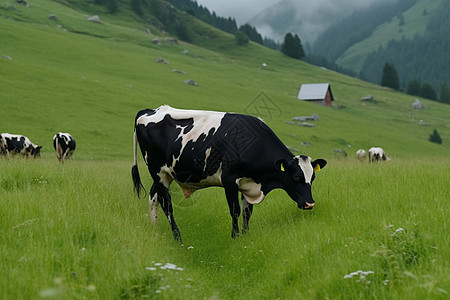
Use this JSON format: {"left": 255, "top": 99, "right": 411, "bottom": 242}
{"left": 1, "top": 0, "right": 450, "bottom": 162}
{"left": 1, "top": 2, "right": 450, "bottom": 299}
{"left": 313, "top": 0, "right": 449, "bottom": 95}
{"left": 335, "top": 0, "right": 441, "bottom": 72}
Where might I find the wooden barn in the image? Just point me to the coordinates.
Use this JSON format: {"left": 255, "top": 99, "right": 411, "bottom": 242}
{"left": 297, "top": 83, "right": 334, "bottom": 106}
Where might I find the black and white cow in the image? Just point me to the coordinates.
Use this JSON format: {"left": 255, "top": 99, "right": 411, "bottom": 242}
{"left": 0, "top": 133, "right": 42, "bottom": 158}
{"left": 368, "top": 147, "right": 390, "bottom": 162}
{"left": 132, "top": 105, "right": 327, "bottom": 243}
{"left": 53, "top": 132, "right": 76, "bottom": 163}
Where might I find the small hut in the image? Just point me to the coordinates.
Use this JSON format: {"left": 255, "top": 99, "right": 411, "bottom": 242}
{"left": 297, "top": 83, "right": 334, "bottom": 106}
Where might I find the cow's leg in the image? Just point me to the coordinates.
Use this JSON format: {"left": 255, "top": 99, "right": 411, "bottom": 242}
{"left": 149, "top": 183, "right": 160, "bottom": 223}
{"left": 241, "top": 194, "right": 253, "bottom": 234}
{"left": 224, "top": 183, "right": 240, "bottom": 238}
{"left": 153, "top": 182, "right": 182, "bottom": 243}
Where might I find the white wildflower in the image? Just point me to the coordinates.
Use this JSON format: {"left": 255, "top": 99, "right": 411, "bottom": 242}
{"left": 87, "top": 284, "right": 96, "bottom": 292}
{"left": 392, "top": 227, "right": 405, "bottom": 236}
{"left": 344, "top": 270, "right": 374, "bottom": 280}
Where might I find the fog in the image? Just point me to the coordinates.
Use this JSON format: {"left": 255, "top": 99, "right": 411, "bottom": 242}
{"left": 195, "top": 0, "right": 393, "bottom": 43}
{"left": 194, "top": 0, "right": 277, "bottom": 25}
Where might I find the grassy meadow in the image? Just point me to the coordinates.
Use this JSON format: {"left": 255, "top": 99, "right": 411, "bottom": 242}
{"left": 1, "top": 0, "right": 450, "bottom": 299}
{"left": 1, "top": 158, "right": 449, "bottom": 299}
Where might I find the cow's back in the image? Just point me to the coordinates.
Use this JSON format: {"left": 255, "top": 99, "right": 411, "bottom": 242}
{"left": 134, "top": 106, "right": 225, "bottom": 168}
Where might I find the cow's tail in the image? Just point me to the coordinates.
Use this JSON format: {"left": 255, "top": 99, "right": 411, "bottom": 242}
{"left": 132, "top": 129, "right": 146, "bottom": 198}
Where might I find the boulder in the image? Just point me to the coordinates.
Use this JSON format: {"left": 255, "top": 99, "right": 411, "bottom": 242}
{"left": 292, "top": 114, "right": 318, "bottom": 122}
{"left": 412, "top": 99, "right": 426, "bottom": 110}
{"left": 172, "top": 69, "right": 186, "bottom": 74}
{"left": 360, "top": 95, "right": 374, "bottom": 101}
{"left": 184, "top": 79, "right": 198, "bottom": 86}
{"left": 16, "top": 0, "right": 29, "bottom": 7}
{"left": 151, "top": 38, "right": 161, "bottom": 45}
{"left": 155, "top": 57, "right": 169, "bottom": 64}
{"left": 87, "top": 15, "right": 101, "bottom": 24}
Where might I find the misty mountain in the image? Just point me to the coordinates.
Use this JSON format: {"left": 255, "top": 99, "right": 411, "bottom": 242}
{"left": 247, "top": 0, "right": 390, "bottom": 45}
{"left": 248, "top": 0, "right": 449, "bottom": 100}
{"left": 311, "top": 0, "right": 449, "bottom": 98}
{"left": 359, "top": 0, "right": 450, "bottom": 95}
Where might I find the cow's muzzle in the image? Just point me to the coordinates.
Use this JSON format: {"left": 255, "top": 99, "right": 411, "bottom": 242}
{"left": 301, "top": 202, "right": 315, "bottom": 210}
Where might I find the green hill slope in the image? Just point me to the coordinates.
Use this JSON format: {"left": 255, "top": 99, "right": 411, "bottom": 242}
{"left": 336, "top": 0, "right": 443, "bottom": 72}
{"left": 1, "top": 0, "right": 449, "bottom": 162}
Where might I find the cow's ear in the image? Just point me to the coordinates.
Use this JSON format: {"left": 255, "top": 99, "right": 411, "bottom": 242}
{"left": 312, "top": 159, "right": 327, "bottom": 172}
{"left": 274, "top": 159, "right": 289, "bottom": 172}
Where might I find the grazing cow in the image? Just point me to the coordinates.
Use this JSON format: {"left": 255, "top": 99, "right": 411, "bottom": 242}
{"left": 368, "top": 147, "right": 390, "bottom": 162}
{"left": 356, "top": 149, "right": 366, "bottom": 161}
{"left": 53, "top": 132, "right": 76, "bottom": 162}
{"left": 0, "top": 133, "right": 42, "bottom": 158}
{"left": 132, "top": 105, "right": 327, "bottom": 243}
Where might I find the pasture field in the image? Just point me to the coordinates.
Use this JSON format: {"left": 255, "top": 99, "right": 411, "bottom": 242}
{"left": 1, "top": 157, "right": 449, "bottom": 299}
{"left": 1, "top": 1, "right": 450, "bottom": 299}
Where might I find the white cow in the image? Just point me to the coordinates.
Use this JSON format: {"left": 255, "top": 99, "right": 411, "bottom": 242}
{"left": 368, "top": 147, "right": 390, "bottom": 162}
{"left": 356, "top": 149, "right": 366, "bottom": 161}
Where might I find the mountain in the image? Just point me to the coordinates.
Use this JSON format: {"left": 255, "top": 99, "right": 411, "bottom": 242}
{"left": 1, "top": 0, "right": 449, "bottom": 161}
{"left": 247, "top": 0, "right": 390, "bottom": 46}
{"left": 312, "top": 0, "right": 449, "bottom": 98}
{"left": 249, "top": 0, "right": 449, "bottom": 101}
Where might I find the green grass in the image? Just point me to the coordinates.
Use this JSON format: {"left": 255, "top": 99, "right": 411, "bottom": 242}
{"left": 1, "top": 1, "right": 450, "bottom": 298}
{"left": 1, "top": 158, "right": 449, "bottom": 299}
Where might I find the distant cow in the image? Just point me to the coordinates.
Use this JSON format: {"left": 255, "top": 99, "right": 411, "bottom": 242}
{"left": 53, "top": 132, "right": 76, "bottom": 162}
{"left": 132, "top": 105, "right": 327, "bottom": 243}
{"left": 0, "top": 133, "right": 42, "bottom": 158}
{"left": 356, "top": 149, "right": 366, "bottom": 161}
{"left": 368, "top": 147, "right": 390, "bottom": 162}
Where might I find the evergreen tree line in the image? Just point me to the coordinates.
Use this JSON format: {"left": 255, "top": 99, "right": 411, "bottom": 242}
{"left": 167, "top": 0, "right": 281, "bottom": 48}
{"left": 311, "top": 0, "right": 417, "bottom": 61}
{"left": 361, "top": 0, "right": 450, "bottom": 103}
{"left": 166, "top": 0, "right": 238, "bottom": 35}
{"left": 380, "top": 62, "right": 450, "bottom": 104}
{"left": 93, "top": 0, "right": 119, "bottom": 13}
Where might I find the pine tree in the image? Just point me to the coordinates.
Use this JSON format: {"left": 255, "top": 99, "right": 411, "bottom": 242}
{"left": 439, "top": 83, "right": 450, "bottom": 104}
{"left": 234, "top": 30, "right": 248, "bottom": 45}
{"left": 281, "top": 33, "right": 305, "bottom": 60}
{"left": 239, "top": 24, "right": 263, "bottom": 45}
{"left": 421, "top": 82, "right": 437, "bottom": 100}
{"left": 131, "top": 0, "right": 143, "bottom": 16}
{"left": 407, "top": 79, "right": 421, "bottom": 96}
{"left": 429, "top": 129, "right": 442, "bottom": 144}
{"left": 381, "top": 62, "right": 400, "bottom": 90}
{"left": 106, "top": 0, "right": 118, "bottom": 14}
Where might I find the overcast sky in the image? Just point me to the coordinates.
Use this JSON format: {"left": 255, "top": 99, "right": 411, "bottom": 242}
{"left": 195, "top": 0, "right": 276, "bottom": 24}
{"left": 195, "top": 0, "right": 391, "bottom": 42}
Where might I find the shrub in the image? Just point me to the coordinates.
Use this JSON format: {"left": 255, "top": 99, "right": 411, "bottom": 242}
{"left": 429, "top": 129, "right": 442, "bottom": 144}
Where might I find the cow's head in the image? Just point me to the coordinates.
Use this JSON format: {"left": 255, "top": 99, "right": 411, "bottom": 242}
{"left": 29, "top": 145, "right": 42, "bottom": 157}
{"left": 276, "top": 155, "right": 326, "bottom": 210}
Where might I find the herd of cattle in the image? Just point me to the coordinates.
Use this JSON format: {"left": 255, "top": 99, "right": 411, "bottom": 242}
{"left": 0, "top": 132, "right": 76, "bottom": 162}
{"left": 1, "top": 106, "right": 390, "bottom": 242}
{"left": 356, "top": 147, "right": 391, "bottom": 162}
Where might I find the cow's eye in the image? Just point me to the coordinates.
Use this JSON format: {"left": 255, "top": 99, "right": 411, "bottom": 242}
{"left": 293, "top": 175, "right": 302, "bottom": 182}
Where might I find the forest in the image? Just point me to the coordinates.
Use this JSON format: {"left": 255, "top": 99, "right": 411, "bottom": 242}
{"left": 310, "top": 0, "right": 450, "bottom": 102}
{"left": 311, "top": 0, "right": 417, "bottom": 62}
{"left": 359, "top": 1, "right": 450, "bottom": 102}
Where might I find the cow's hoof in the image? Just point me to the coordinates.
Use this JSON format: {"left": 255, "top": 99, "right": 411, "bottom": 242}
{"left": 303, "top": 202, "right": 315, "bottom": 210}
